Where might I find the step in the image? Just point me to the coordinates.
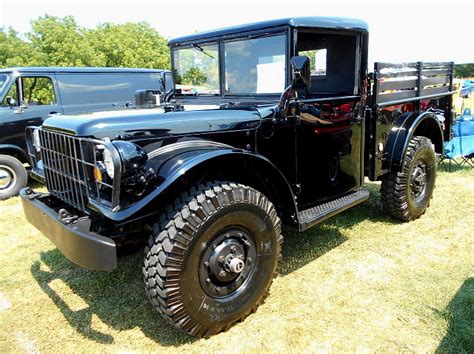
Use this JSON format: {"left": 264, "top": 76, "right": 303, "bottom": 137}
{"left": 298, "top": 189, "right": 370, "bottom": 231}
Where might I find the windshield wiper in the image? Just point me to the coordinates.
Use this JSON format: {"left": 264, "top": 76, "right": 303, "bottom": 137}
{"left": 192, "top": 44, "right": 215, "bottom": 59}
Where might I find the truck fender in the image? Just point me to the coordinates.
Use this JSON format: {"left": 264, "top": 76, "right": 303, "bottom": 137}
{"left": 383, "top": 111, "right": 444, "bottom": 172}
{"left": 100, "top": 141, "right": 298, "bottom": 224}
{"left": 0, "top": 144, "right": 29, "bottom": 163}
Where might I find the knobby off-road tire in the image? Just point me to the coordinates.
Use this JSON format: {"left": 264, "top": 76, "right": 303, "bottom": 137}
{"left": 0, "top": 154, "right": 28, "bottom": 200}
{"left": 143, "top": 181, "right": 283, "bottom": 337}
{"left": 381, "top": 136, "right": 436, "bottom": 221}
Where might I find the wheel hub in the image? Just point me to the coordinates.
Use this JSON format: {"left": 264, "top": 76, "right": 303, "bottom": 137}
{"left": 199, "top": 228, "right": 256, "bottom": 298}
{"left": 227, "top": 257, "right": 245, "bottom": 274}
{"left": 410, "top": 162, "right": 427, "bottom": 200}
{"left": 0, "top": 165, "right": 15, "bottom": 191}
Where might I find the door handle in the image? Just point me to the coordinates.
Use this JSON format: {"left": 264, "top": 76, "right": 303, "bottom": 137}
{"left": 49, "top": 111, "right": 58, "bottom": 115}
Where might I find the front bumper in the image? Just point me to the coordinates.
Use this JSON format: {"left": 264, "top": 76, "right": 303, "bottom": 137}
{"left": 20, "top": 188, "right": 117, "bottom": 271}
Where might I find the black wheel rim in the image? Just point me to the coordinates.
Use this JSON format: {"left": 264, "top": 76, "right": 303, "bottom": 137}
{"left": 199, "top": 227, "right": 257, "bottom": 298}
{"left": 410, "top": 161, "right": 427, "bottom": 202}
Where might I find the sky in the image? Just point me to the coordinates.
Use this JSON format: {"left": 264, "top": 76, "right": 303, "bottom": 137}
{"left": 0, "top": 0, "right": 473, "bottom": 66}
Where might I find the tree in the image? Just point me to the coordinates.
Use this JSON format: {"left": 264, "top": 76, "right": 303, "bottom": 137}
{"left": 27, "top": 15, "right": 99, "bottom": 67}
{"left": 182, "top": 67, "right": 207, "bottom": 85}
{"left": 0, "top": 15, "right": 171, "bottom": 70}
{"left": 86, "top": 22, "right": 170, "bottom": 69}
{"left": 0, "top": 28, "right": 37, "bottom": 67}
{"left": 454, "top": 64, "right": 474, "bottom": 78}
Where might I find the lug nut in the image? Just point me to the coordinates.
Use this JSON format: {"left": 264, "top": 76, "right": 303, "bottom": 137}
{"left": 205, "top": 278, "right": 211, "bottom": 284}
{"left": 230, "top": 246, "right": 237, "bottom": 253}
{"left": 219, "top": 270, "right": 227, "bottom": 278}
{"left": 218, "top": 256, "right": 225, "bottom": 263}
{"left": 215, "top": 287, "right": 221, "bottom": 294}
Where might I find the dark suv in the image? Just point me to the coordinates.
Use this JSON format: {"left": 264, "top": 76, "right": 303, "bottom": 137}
{"left": 20, "top": 17, "right": 454, "bottom": 337}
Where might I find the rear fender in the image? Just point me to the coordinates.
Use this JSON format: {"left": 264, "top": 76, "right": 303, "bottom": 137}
{"left": 383, "top": 111, "right": 443, "bottom": 172}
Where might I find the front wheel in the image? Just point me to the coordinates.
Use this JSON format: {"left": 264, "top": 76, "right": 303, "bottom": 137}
{"left": 0, "top": 154, "right": 28, "bottom": 200}
{"left": 143, "top": 181, "right": 283, "bottom": 337}
{"left": 381, "top": 136, "right": 436, "bottom": 221}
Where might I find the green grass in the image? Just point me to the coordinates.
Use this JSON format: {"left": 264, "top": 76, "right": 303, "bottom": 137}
{"left": 0, "top": 166, "right": 472, "bottom": 352}
{"left": 0, "top": 97, "right": 473, "bottom": 352}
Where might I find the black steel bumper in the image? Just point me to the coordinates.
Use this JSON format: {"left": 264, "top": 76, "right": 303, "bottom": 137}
{"left": 20, "top": 189, "right": 117, "bottom": 271}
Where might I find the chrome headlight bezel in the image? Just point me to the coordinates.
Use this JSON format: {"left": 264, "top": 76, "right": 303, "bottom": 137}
{"left": 96, "top": 144, "right": 116, "bottom": 180}
{"left": 32, "top": 129, "right": 41, "bottom": 152}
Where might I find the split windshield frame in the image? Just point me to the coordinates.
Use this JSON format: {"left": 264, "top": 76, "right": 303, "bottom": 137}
{"left": 170, "top": 26, "right": 292, "bottom": 98}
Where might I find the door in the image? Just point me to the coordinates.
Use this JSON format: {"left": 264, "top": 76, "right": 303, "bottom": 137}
{"left": 0, "top": 75, "right": 62, "bottom": 151}
{"left": 295, "top": 98, "right": 364, "bottom": 206}
{"left": 293, "top": 30, "right": 364, "bottom": 207}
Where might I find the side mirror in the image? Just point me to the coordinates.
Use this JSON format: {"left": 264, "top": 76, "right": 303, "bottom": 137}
{"left": 6, "top": 97, "right": 16, "bottom": 108}
{"left": 290, "top": 56, "right": 311, "bottom": 96}
{"left": 135, "top": 89, "right": 163, "bottom": 108}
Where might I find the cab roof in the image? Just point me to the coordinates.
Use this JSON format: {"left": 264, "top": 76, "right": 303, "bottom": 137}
{"left": 168, "top": 16, "right": 369, "bottom": 46}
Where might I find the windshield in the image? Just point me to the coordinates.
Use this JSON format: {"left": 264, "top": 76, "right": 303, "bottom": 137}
{"left": 173, "top": 44, "right": 219, "bottom": 95}
{"left": 0, "top": 74, "right": 9, "bottom": 96}
{"left": 224, "top": 35, "right": 286, "bottom": 95}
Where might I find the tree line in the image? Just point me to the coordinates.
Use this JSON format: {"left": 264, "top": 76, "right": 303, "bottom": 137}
{"left": 0, "top": 15, "right": 472, "bottom": 78}
{"left": 0, "top": 15, "right": 170, "bottom": 70}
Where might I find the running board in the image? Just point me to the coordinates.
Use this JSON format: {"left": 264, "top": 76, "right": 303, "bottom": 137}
{"left": 298, "top": 189, "right": 370, "bottom": 232}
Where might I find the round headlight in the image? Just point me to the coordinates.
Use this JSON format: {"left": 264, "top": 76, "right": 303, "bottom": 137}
{"left": 103, "top": 147, "right": 115, "bottom": 179}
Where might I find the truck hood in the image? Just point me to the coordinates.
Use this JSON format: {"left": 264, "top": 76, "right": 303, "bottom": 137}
{"left": 42, "top": 106, "right": 264, "bottom": 140}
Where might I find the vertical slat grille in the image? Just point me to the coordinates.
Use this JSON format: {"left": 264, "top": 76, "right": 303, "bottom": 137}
{"left": 38, "top": 129, "right": 90, "bottom": 212}
{"left": 26, "top": 127, "right": 120, "bottom": 213}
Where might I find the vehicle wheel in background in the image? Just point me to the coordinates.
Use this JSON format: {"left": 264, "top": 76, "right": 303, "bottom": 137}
{"left": 0, "top": 155, "right": 28, "bottom": 200}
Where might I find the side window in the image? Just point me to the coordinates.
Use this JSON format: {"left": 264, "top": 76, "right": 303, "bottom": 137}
{"left": 299, "top": 48, "right": 327, "bottom": 77}
{"left": 1, "top": 81, "right": 18, "bottom": 106}
{"left": 297, "top": 32, "right": 357, "bottom": 96}
{"left": 21, "top": 77, "right": 56, "bottom": 106}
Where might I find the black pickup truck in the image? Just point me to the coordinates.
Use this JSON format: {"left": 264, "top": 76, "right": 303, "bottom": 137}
{"left": 20, "top": 17, "right": 454, "bottom": 337}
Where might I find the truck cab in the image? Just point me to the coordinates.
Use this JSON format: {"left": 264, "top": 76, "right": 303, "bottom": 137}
{"left": 20, "top": 17, "right": 453, "bottom": 338}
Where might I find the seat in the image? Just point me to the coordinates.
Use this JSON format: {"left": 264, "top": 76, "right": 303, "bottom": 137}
{"left": 439, "top": 110, "right": 474, "bottom": 171}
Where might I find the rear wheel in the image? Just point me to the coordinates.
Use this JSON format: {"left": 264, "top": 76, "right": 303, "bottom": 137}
{"left": 143, "top": 181, "right": 283, "bottom": 337}
{"left": 0, "top": 155, "right": 28, "bottom": 200}
{"left": 381, "top": 136, "right": 436, "bottom": 221}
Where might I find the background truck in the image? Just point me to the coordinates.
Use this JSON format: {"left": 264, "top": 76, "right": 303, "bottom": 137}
{"left": 0, "top": 67, "right": 172, "bottom": 199}
{"left": 20, "top": 17, "right": 454, "bottom": 338}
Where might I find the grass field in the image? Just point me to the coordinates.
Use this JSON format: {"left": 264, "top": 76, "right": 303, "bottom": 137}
{"left": 1, "top": 103, "right": 473, "bottom": 353}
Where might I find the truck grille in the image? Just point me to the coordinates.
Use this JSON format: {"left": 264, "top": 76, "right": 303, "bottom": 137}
{"left": 39, "top": 129, "right": 92, "bottom": 212}
{"left": 27, "top": 128, "right": 120, "bottom": 214}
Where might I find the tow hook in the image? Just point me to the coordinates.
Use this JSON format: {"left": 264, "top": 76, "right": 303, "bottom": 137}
{"left": 58, "top": 209, "right": 79, "bottom": 225}
{"left": 24, "top": 187, "right": 41, "bottom": 200}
